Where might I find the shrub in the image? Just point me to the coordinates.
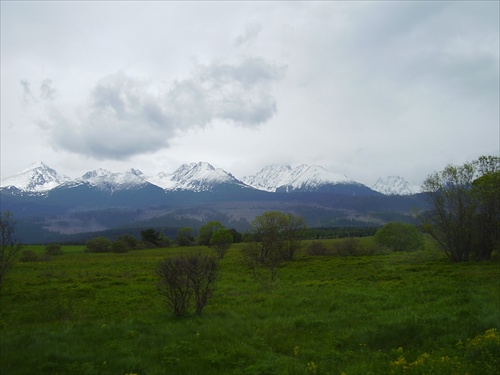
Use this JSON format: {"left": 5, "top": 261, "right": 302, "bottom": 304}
{"left": 210, "top": 228, "right": 233, "bottom": 259}
{"left": 157, "top": 254, "right": 218, "bottom": 316}
{"left": 374, "top": 222, "right": 424, "bottom": 252}
{"left": 176, "top": 227, "right": 195, "bottom": 247}
{"left": 45, "top": 244, "right": 63, "bottom": 256}
{"left": 85, "top": 236, "right": 112, "bottom": 253}
{"left": 19, "top": 250, "right": 41, "bottom": 262}
{"left": 307, "top": 241, "right": 332, "bottom": 256}
{"left": 333, "top": 237, "right": 361, "bottom": 256}
{"left": 111, "top": 240, "right": 129, "bottom": 253}
{"left": 119, "top": 234, "right": 138, "bottom": 250}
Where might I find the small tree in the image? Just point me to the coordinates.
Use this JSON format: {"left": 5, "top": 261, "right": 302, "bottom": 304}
{"left": 197, "top": 221, "right": 224, "bottom": 246}
{"left": 176, "top": 227, "right": 194, "bottom": 247}
{"left": 0, "top": 211, "right": 22, "bottom": 292}
{"left": 374, "top": 222, "right": 424, "bottom": 252}
{"left": 157, "top": 254, "right": 218, "bottom": 316}
{"left": 242, "top": 211, "right": 306, "bottom": 282}
{"left": 210, "top": 228, "right": 233, "bottom": 259}
{"left": 141, "top": 228, "right": 162, "bottom": 247}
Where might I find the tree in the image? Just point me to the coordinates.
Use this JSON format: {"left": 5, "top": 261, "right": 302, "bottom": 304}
{"left": 176, "top": 227, "right": 195, "bottom": 247}
{"left": 0, "top": 211, "right": 22, "bottom": 291}
{"left": 210, "top": 228, "right": 233, "bottom": 259}
{"left": 197, "top": 221, "right": 224, "bottom": 246}
{"left": 157, "top": 254, "right": 218, "bottom": 316}
{"left": 242, "top": 211, "right": 306, "bottom": 281}
{"left": 141, "top": 228, "right": 162, "bottom": 247}
{"left": 471, "top": 171, "right": 500, "bottom": 260}
{"left": 374, "top": 222, "right": 424, "bottom": 252}
{"left": 422, "top": 156, "right": 500, "bottom": 262}
{"left": 229, "top": 228, "right": 243, "bottom": 243}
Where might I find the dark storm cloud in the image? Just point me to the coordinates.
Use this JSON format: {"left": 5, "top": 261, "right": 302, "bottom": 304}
{"left": 43, "top": 58, "right": 283, "bottom": 160}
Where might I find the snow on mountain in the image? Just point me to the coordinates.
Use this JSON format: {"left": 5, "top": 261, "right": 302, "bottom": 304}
{"left": 242, "top": 164, "right": 302, "bottom": 192}
{"left": 148, "top": 162, "right": 244, "bottom": 192}
{"left": 243, "top": 164, "right": 354, "bottom": 192}
{"left": 371, "top": 176, "right": 420, "bottom": 195}
{"left": 0, "top": 161, "right": 71, "bottom": 192}
{"left": 78, "top": 168, "right": 148, "bottom": 192}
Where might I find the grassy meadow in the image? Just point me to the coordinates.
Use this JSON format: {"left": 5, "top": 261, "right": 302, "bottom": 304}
{"left": 0, "top": 238, "right": 499, "bottom": 375}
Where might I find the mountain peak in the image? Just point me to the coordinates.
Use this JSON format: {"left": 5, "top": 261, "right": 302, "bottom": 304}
{"left": 371, "top": 176, "right": 419, "bottom": 195}
{"left": 1, "top": 162, "right": 71, "bottom": 192}
{"left": 149, "top": 162, "right": 242, "bottom": 191}
{"left": 243, "top": 164, "right": 354, "bottom": 192}
{"left": 79, "top": 168, "right": 147, "bottom": 192}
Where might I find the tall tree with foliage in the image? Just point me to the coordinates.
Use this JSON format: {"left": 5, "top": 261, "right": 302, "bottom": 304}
{"left": 0, "top": 211, "right": 22, "bottom": 292}
{"left": 422, "top": 155, "right": 499, "bottom": 262}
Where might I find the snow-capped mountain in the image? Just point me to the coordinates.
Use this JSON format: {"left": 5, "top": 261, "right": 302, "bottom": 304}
{"left": 243, "top": 164, "right": 355, "bottom": 192}
{"left": 0, "top": 161, "right": 71, "bottom": 192}
{"left": 371, "top": 176, "right": 420, "bottom": 196}
{"left": 1, "top": 161, "right": 382, "bottom": 195}
{"left": 148, "top": 162, "right": 247, "bottom": 192}
{"left": 77, "top": 168, "right": 148, "bottom": 192}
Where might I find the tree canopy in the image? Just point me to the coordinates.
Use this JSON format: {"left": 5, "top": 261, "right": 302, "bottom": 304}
{"left": 422, "top": 155, "right": 499, "bottom": 261}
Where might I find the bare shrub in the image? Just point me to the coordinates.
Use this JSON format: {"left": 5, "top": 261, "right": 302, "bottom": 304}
{"left": 157, "top": 254, "right": 218, "bottom": 316}
{"left": 19, "top": 250, "right": 48, "bottom": 262}
{"left": 45, "top": 244, "right": 63, "bottom": 256}
{"left": 333, "top": 237, "right": 361, "bottom": 256}
{"left": 307, "top": 241, "right": 333, "bottom": 256}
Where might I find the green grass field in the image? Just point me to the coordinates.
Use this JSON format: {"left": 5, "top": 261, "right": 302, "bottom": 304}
{"left": 1, "top": 239, "right": 499, "bottom": 375}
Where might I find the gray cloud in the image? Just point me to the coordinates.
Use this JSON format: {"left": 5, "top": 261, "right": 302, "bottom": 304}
{"left": 42, "top": 58, "right": 283, "bottom": 160}
{"left": 20, "top": 80, "right": 36, "bottom": 104}
{"left": 234, "top": 22, "right": 262, "bottom": 47}
{"left": 40, "top": 79, "right": 57, "bottom": 101}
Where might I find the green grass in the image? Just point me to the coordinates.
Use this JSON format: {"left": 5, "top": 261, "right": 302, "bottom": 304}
{"left": 1, "top": 239, "right": 499, "bottom": 375}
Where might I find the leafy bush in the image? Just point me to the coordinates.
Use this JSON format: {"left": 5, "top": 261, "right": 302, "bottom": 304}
{"left": 85, "top": 236, "right": 113, "bottom": 253}
{"left": 45, "top": 244, "right": 63, "bottom": 256}
{"left": 374, "top": 222, "right": 424, "bottom": 252}
{"left": 157, "top": 254, "right": 218, "bottom": 316}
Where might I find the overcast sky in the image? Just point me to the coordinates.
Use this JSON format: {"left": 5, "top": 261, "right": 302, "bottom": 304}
{"left": 1, "top": 1, "right": 498, "bottom": 186}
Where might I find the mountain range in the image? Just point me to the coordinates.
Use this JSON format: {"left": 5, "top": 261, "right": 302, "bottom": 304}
{"left": 1, "top": 161, "right": 419, "bottom": 195}
{"left": 0, "top": 162, "right": 427, "bottom": 243}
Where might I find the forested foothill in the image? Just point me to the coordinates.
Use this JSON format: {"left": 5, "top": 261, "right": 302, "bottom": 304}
{"left": 0, "top": 156, "right": 498, "bottom": 374}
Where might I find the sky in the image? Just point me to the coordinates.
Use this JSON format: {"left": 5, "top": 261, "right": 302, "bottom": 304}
{"left": 1, "top": 1, "right": 499, "bottom": 187}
